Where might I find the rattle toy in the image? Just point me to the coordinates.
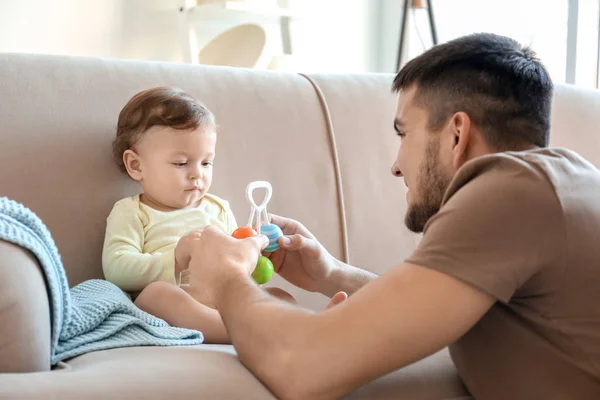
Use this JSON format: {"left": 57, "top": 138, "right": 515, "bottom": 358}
{"left": 231, "top": 181, "right": 283, "bottom": 284}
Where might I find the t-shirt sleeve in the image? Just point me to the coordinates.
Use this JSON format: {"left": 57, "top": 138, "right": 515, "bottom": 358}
{"left": 405, "top": 155, "right": 565, "bottom": 303}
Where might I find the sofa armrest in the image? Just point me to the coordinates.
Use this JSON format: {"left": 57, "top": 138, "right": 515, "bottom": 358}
{"left": 0, "top": 240, "right": 51, "bottom": 372}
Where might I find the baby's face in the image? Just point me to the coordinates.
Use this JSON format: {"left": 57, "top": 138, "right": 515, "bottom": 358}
{"left": 133, "top": 125, "right": 216, "bottom": 210}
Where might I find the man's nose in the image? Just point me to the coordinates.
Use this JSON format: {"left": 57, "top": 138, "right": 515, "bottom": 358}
{"left": 391, "top": 163, "right": 403, "bottom": 177}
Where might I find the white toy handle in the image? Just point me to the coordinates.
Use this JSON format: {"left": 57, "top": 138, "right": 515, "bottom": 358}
{"left": 245, "top": 181, "right": 272, "bottom": 232}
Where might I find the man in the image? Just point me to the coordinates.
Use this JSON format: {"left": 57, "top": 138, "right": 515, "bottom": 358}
{"left": 184, "top": 33, "right": 600, "bottom": 400}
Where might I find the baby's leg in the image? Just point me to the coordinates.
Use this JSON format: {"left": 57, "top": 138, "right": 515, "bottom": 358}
{"left": 134, "top": 281, "right": 229, "bottom": 344}
{"left": 263, "top": 287, "right": 348, "bottom": 309}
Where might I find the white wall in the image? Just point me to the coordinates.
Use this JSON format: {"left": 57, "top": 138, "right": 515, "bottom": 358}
{"left": 432, "top": 0, "right": 569, "bottom": 83}
{"left": 0, "top": 0, "right": 380, "bottom": 73}
{"left": 0, "top": 0, "right": 183, "bottom": 62}
{"left": 575, "top": 0, "right": 600, "bottom": 87}
{"left": 377, "top": 0, "right": 599, "bottom": 87}
{"left": 1, "top": 0, "right": 595, "bottom": 85}
{"left": 376, "top": 0, "right": 402, "bottom": 73}
{"left": 288, "top": 0, "right": 379, "bottom": 73}
{"left": 0, "top": 0, "right": 124, "bottom": 58}
{"left": 117, "top": 0, "right": 182, "bottom": 62}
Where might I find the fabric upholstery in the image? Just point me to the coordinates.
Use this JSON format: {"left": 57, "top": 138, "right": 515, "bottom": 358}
{"left": 1, "top": 52, "right": 599, "bottom": 398}
{"left": 0, "top": 240, "right": 51, "bottom": 373}
{"left": 0, "top": 345, "right": 466, "bottom": 400}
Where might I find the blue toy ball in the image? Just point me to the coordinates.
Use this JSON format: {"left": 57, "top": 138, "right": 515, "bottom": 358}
{"left": 261, "top": 224, "right": 283, "bottom": 252}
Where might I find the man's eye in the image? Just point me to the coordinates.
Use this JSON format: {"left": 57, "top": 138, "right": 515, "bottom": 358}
{"left": 397, "top": 131, "right": 406, "bottom": 139}
{"left": 173, "top": 162, "right": 187, "bottom": 167}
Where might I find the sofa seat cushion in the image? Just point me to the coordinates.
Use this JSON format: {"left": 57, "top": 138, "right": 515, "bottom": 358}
{"left": 0, "top": 345, "right": 470, "bottom": 399}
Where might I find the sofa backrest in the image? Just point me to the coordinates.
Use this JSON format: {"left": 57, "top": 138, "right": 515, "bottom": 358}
{"left": 1, "top": 54, "right": 599, "bottom": 309}
{"left": 549, "top": 84, "right": 600, "bottom": 167}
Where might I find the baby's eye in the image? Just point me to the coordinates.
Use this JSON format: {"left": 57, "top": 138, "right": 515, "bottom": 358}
{"left": 173, "top": 162, "right": 187, "bottom": 167}
{"left": 202, "top": 161, "right": 214, "bottom": 167}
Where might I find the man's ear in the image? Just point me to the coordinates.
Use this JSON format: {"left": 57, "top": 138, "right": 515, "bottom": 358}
{"left": 450, "top": 112, "right": 472, "bottom": 169}
{"left": 123, "top": 149, "right": 143, "bottom": 181}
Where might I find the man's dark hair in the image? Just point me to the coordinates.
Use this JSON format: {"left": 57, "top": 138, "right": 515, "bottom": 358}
{"left": 392, "top": 33, "right": 553, "bottom": 149}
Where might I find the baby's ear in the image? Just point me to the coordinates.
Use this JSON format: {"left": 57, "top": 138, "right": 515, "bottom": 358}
{"left": 123, "top": 149, "right": 143, "bottom": 181}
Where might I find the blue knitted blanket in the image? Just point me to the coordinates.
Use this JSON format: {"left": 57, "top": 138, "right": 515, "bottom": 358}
{"left": 0, "top": 197, "right": 203, "bottom": 365}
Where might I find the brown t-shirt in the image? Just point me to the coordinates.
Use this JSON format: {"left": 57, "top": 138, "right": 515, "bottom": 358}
{"left": 406, "top": 148, "right": 600, "bottom": 400}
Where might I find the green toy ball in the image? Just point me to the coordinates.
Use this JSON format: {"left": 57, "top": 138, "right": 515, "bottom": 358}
{"left": 252, "top": 256, "right": 274, "bottom": 285}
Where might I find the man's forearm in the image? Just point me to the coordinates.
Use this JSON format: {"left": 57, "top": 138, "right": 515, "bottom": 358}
{"left": 324, "top": 259, "right": 378, "bottom": 297}
{"left": 216, "top": 277, "right": 314, "bottom": 398}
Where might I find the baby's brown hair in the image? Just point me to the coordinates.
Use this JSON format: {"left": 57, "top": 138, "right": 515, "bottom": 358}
{"left": 113, "top": 87, "right": 215, "bottom": 174}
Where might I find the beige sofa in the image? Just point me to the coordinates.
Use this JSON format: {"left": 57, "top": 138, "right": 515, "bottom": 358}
{"left": 0, "top": 53, "right": 599, "bottom": 399}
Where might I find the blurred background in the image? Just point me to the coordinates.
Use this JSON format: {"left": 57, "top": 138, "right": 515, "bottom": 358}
{"left": 0, "top": 0, "right": 598, "bottom": 88}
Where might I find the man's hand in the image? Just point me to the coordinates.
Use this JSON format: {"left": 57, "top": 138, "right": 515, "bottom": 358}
{"left": 174, "top": 231, "right": 203, "bottom": 277}
{"left": 186, "top": 226, "right": 268, "bottom": 306}
{"left": 267, "top": 215, "right": 341, "bottom": 296}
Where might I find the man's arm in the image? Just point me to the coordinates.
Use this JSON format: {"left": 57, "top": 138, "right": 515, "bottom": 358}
{"left": 326, "top": 258, "right": 378, "bottom": 296}
{"left": 267, "top": 215, "right": 378, "bottom": 297}
{"left": 216, "top": 262, "right": 495, "bottom": 400}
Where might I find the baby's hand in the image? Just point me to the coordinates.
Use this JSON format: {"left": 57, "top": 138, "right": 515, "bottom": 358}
{"left": 174, "top": 231, "right": 203, "bottom": 276}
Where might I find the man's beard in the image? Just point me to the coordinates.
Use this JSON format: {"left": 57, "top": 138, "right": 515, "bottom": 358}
{"left": 405, "top": 139, "right": 451, "bottom": 233}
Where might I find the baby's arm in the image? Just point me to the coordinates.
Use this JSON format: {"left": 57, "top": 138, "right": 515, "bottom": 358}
{"left": 102, "top": 200, "right": 176, "bottom": 292}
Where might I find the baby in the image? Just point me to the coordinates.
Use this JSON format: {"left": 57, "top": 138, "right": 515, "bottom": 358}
{"left": 102, "top": 87, "right": 299, "bottom": 343}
